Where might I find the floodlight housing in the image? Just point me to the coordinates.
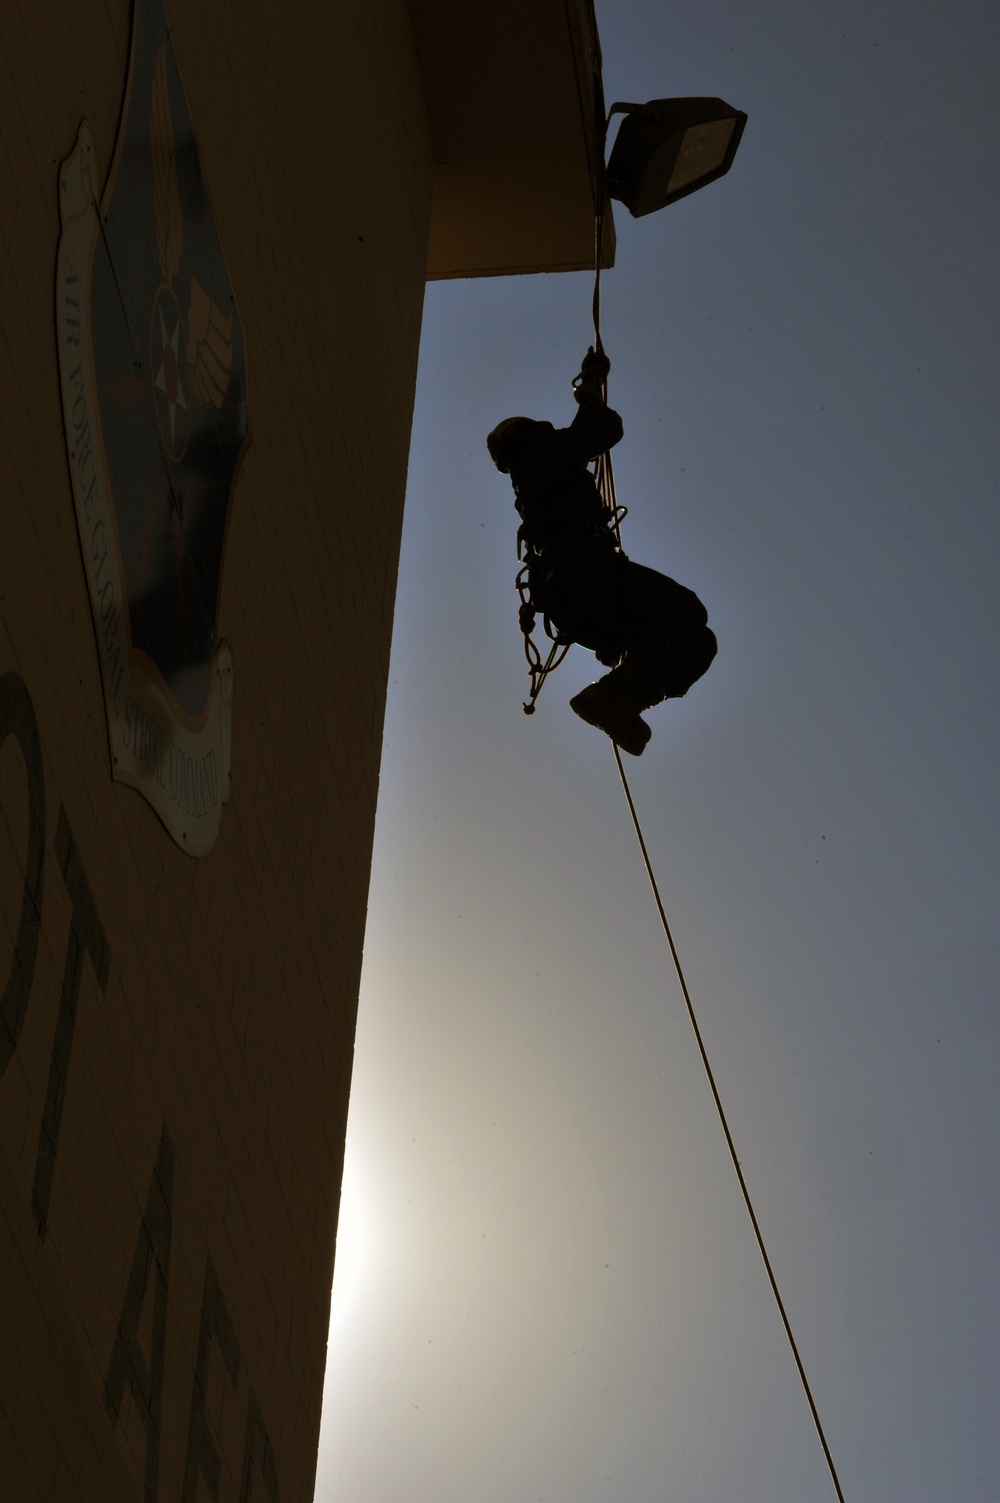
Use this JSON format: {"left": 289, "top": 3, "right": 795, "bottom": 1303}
{"left": 606, "top": 97, "right": 748, "bottom": 217}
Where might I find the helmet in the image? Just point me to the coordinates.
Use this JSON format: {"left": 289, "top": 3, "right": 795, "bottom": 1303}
{"left": 487, "top": 417, "right": 534, "bottom": 473}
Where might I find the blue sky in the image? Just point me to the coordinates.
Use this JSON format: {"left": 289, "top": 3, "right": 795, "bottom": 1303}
{"left": 316, "top": 3, "right": 1000, "bottom": 1499}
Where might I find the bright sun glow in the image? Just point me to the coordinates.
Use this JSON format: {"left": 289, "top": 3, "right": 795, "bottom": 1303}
{"left": 327, "top": 1147, "right": 371, "bottom": 1340}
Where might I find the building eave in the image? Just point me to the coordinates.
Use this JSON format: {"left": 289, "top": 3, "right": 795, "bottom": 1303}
{"left": 410, "top": 0, "right": 615, "bottom": 279}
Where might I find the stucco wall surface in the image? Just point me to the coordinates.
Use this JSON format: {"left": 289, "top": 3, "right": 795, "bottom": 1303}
{"left": 0, "top": 0, "right": 431, "bottom": 1496}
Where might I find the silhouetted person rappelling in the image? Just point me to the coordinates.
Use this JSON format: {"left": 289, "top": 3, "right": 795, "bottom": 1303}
{"left": 488, "top": 348, "right": 717, "bottom": 756}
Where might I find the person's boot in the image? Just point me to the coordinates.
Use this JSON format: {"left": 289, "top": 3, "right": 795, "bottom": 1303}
{"left": 569, "top": 674, "right": 652, "bottom": 756}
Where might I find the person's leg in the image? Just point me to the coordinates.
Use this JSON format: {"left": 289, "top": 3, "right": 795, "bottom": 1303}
{"left": 618, "top": 562, "right": 716, "bottom": 702}
{"left": 649, "top": 625, "right": 718, "bottom": 699}
{"left": 569, "top": 563, "right": 716, "bottom": 751}
{"left": 569, "top": 672, "right": 652, "bottom": 754}
{"left": 540, "top": 543, "right": 630, "bottom": 663}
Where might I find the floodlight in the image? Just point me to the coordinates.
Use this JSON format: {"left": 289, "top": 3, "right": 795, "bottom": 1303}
{"left": 606, "top": 97, "right": 748, "bottom": 217}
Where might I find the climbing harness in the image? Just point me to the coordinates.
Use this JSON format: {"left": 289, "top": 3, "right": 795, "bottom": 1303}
{"left": 516, "top": 510, "right": 627, "bottom": 713}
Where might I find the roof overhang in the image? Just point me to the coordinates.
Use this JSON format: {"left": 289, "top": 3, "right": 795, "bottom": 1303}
{"left": 410, "top": 0, "right": 615, "bottom": 279}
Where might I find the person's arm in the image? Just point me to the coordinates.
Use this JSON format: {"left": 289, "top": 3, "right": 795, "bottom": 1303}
{"left": 561, "top": 346, "right": 623, "bottom": 460}
{"left": 507, "top": 351, "right": 622, "bottom": 480}
{"left": 553, "top": 399, "right": 624, "bottom": 465}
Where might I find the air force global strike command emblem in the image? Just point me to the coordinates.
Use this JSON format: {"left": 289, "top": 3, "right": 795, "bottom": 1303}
{"left": 55, "top": 0, "right": 248, "bottom": 856}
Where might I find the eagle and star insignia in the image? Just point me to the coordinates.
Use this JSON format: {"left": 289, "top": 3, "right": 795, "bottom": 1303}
{"left": 55, "top": 0, "right": 248, "bottom": 855}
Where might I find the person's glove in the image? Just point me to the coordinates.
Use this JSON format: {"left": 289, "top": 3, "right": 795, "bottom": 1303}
{"left": 580, "top": 346, "right": 610, "bottom": 384}
{"left": 573, "top": 346, "right": 611, "bottom": 404}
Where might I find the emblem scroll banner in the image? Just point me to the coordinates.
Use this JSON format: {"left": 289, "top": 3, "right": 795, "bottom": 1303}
{"left": 55, "top": 0, "right": 248, "bottom": 856}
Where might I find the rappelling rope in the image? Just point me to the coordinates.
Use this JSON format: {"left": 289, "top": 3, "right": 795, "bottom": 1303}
{"left": 533, "top": 116, "right": 849, "bottom": 1497}
{"left": 518, "top": 190, "right": 620, "bottom": 715}
{"left": 611, "top": 743, "right": 848, "bottom": 1503}
{"left": 594, "top": 113, "right": 845, "bottom": 1495}
{"left": 591, "top": 172, "right": 623, "bottom": 549}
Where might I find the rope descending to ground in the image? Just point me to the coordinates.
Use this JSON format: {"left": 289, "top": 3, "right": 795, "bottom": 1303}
{"left": 611, "top": 744, "right": 848, "bottom": 1503}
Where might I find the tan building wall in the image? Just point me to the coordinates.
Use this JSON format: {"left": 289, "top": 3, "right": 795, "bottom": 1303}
{"left": 0, "top": 0, "right": 604, "bottom": 1497}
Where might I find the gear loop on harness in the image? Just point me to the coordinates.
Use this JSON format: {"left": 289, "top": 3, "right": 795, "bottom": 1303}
{"left": 516, "top": 557, "right": 573, "bottom": 713}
